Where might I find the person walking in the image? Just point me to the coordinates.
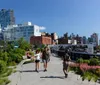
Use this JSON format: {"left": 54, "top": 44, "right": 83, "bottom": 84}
{"left": 62, "top": 53, "right": 71, "bottom": 78}
{"left": 26, "top": 52, "right": 31, "bottom": 59}
{"left": 34, "top": 50, "right": 41, "bottom": 72}
{"left": 42, "top": 47, "right": 50, "bottom": 72}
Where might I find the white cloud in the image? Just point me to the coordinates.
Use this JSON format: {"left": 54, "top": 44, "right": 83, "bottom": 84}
{"left": 39, "top": 26, "right": 46, "bottom": 30}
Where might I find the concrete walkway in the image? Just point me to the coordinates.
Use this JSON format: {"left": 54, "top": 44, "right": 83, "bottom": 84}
{"left": 8, "top": 54, "right": 100, "bottom": 85}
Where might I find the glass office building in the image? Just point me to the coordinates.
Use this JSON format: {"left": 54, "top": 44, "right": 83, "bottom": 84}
{"left": 3, "top": 22, "right": 41, "bottom": 43}
{"left": 0, "top": 9, "right": 15, "bottom": 28}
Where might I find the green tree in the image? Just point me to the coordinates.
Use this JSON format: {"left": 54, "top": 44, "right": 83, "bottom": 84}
{"left": 17, "top": 38, "right": 31, "bottom": 50}
{"left": 8, "top": 48, "right": 25, "bottom": 64}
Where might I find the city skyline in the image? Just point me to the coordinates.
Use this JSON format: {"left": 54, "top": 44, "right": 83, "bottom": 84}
{"left": 0, "top": 0, "right": 100, "bottom": 38}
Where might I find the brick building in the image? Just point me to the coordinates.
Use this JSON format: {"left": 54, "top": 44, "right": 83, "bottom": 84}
{"left": 58, "top": 37, "right": 68, "bottom": 44}
{"left": 30, "top": 36, "right": 52, "bottom": 45}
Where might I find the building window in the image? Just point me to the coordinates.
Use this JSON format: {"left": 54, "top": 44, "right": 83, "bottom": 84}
{"left": 28, "top": 28, "right": 33, "bottom": 31}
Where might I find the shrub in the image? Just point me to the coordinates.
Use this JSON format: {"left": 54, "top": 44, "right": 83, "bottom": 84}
{"left": 0, "top": 52, "right": 8, "bottom": 63}
{"left": 89, "top": 58, "right": 100, "bottom": 65}
{"left": 0, "top": 78, "right": 11, "bottom": 85}
{"left": 92, "top": 74, "right": 98, "bottom": 82}
{"left": 0, "top": 60, "right": 6, "bottom": 74}
{"left": 41, "top": 44, "right": 45, "bottom": 48}
{"left": 69, "top": 58, "right": 100, "bottom": 82}
{"left": 95, "top": 68, "right": 100, "bottom": 77}
{"left": 17, "top": 38, "right": 31, "bottom": 50}
{"left": 76, "top": 58, "right": 83, "bottom": 63}
{"left": 8, "top": 48, "right": 25, "bottom": 64}
{"left": 83, "top": 60, "right": 90, "bottom": 64}
{"left": 1, "top": 68, "right": 13, "bottom": 77}
{"left": 0, "top": 79, "right": 4, "bottom": 85}
{"left": 8, "top": 61, "right": 16, "bottom": 66}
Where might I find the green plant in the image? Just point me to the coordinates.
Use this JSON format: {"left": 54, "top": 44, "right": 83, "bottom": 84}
{"left": 0, "top": 38, "right": 32, "bottom": 85}
{"left": 0, "top": 79, "right": 4, "bottom": 85}
{"left": 0, "top": 51, "right": 8, "bottom": 63}
{"left": 83, "top": 60, "right": 90, "bottom": 64}
{"left": 87, "top": 73, "right": 92, "bottom": 81}
{"left": 69, "top": 58, "right": 100, "bottom": 83}
{"left": 0, "top": 60, "right": 6, "bottom": 74}
{"left": 89, "top": 58, "right": 100, "bottom": 65}
{"left": 8, "top": 61, "right": 16, "bottom": 66}
{"left": 8, "top": 48, "right": 25, "bottom": 64}
{"left": 41, "top": 44, "right": 45, "bottom": 48}
{"left": 13, "top": 70, "right": 17, "bottom": 73}
{"left": 95, "top": 68, "right": 100, "bottom": 77}
{"left": 81, "top": 71, "right": 99, "bottom": 82}
{"left": 5, "top": 79, "right": 11, "bottom": 84}
{"left": 75, "top": 67, "right": 83, "bottom": 75}
{"left": 76, "top": 58, "right": 83, "bottom": 63}
{"left": 0, "top": 68, "right": 12, "bottom": 77}
{"left": 17, "top": 38, "right": 31, "bottom": 50}
{"left": 0, "top": 78, "right": 11, "bottom": 85}
{"left": 92, "top": 75, "right": 98, "bottom": 82}
{"left": 76, "top": 58, "right": 90, "bottom": 64}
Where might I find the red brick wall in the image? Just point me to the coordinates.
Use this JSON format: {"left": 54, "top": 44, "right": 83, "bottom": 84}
{"left": 30, "top": 36, "right": 42, "bottom": 45}
{"left": 42, "top": 36, "right": 52, "bottom": 45}
{"left": 30, "top": 36, "right": 52, "bottom": 45}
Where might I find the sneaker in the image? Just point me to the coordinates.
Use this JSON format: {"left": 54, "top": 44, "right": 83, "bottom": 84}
{"left": 44, "top": 69, "right": 47, "bottom": 72}
{"left": 36, "top": 70, "right": 39, "bottom": 73}
{"left": 65, "top": 74, "right": 68, "bottom": 78}
{"left": 35, "top": 69, "right": 37, "bottom": 72}
{"left": 35, "top": 69, "right": 39, "bottom": 73}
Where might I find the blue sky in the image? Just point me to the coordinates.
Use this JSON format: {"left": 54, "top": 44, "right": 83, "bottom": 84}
{"left": 1, "top": 0, "right": 100, "bottom": 38}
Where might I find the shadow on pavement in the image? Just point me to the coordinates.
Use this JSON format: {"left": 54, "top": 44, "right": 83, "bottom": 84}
{"left": 40, "top": 76, "right": 65, "bottom": 79}
{"left": 97, "top": 78, "right": 100, "bottom": 84}
{"left": 18, "top": 70, "right": 44, "bottom": 72}
{"left": 19, "top": 70, "right": 36, "bottom": 72}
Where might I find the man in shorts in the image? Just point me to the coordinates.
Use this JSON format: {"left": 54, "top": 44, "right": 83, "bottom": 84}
{"left": 42, "top": 47, "right": 50, "bottom": 72}
{"left": 62, "top": 53, "right": 71, "bottom": 78}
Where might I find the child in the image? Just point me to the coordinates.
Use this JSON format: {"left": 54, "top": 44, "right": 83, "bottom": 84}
{"left": 63, "top": 53, "right": 71, "bottom": 78}
{"left": 34, "top": 50, "right": 41, "bottom": 72}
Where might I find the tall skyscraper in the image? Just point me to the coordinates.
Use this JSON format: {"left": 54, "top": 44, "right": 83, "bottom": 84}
{"left": 91, "top": 33, "right": 98, "bottom": 46}
{"left": 0, "top": 9, "right": 15, "bottom": 28}
{"left": 83, "top": 36, "right": 87, "bottom": 44}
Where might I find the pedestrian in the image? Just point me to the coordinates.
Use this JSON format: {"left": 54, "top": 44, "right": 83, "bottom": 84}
{"left": 34, "top": 50, "right": 41, "bottom": 72}
{"left": 62, "top": 53, "right": 71, "bottom": 78}
{"left": 26, "top": 52, "right": 31, "bottom": 59}
{"left": 42, "top": 47, "right": 50, "bottom": 72}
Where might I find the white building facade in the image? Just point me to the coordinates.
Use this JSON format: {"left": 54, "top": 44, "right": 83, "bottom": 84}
{"left": 3, "top": 22, "right": 41, "bottom": 42}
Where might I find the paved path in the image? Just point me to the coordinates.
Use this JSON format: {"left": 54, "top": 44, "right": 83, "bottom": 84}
{"left": 8, "top": 54, "right": 100, "bottom": 85}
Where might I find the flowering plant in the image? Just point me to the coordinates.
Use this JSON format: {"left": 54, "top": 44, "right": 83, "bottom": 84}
{"left": 69, "top": 58, "right": 100, "bottom": 82}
